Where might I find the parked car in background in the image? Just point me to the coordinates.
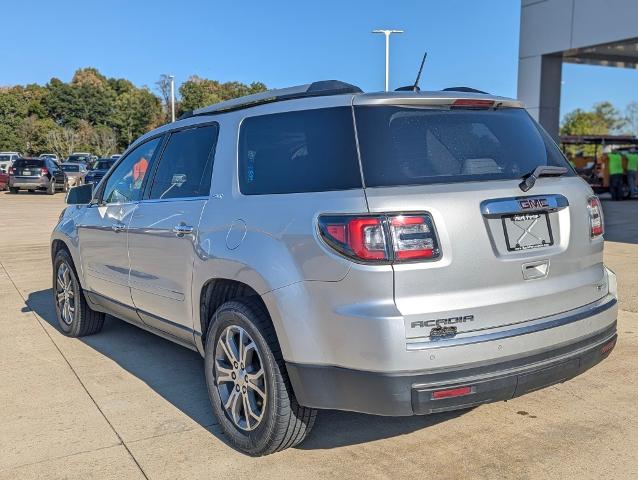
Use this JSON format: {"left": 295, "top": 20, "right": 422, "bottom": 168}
{"left": 83, "top": 158, "right": 115, "bottom": 184}
{"left": 111, "top": 154, "right": 122, "bottom": 160}
{"left": 40, "top": 153, "right": 59, "bottom": 162}
{"left": 60, "top": 162, "right": 88, "bottom": 187}
{"left": 9, "top": 157, "right": 67, "bottom": 194}
{"left": 0, "top": 152, "right": 21, "bottom": 173}
{"left": 66, "top": 153, "right": 92, "bottom": 165}
{"left": 0, "top": 170, "right": 8, "bottom": 191}
{"left": 52, "top": 81, "right": 617, "bottom": 456}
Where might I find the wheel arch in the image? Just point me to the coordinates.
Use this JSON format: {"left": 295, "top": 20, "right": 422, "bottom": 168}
{"left": 197, "top": 278, "right": 273, "bottom": 354}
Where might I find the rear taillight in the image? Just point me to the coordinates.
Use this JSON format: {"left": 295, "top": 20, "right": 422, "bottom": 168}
{"left": 41, "top": 167, "right": 49, "bottom": 175}
{"left": 10, "top": 167, "right": 16, "bottom": 174}
{"left": 318, "top": 213, "right": 440, "bottom": 263}
{"left": 588, "top": 196, "right": 604, "bottom": 238}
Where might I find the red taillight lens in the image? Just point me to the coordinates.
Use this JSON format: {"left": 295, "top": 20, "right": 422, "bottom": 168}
{"left": 318, "top": 213, "right": 440, "bottom": 263}
{"left": 348, "top": 218, "right": 387, "bottom": 260}
{"left": 588, "top": 196, "right": 604, "bottom": 238}
{"left": 10, "top": 167, "right": 16, "bottom": 174}
{"left": 41, "top": 167, "right": 49, "bottom": 175}
{"left": 390, "top": 215, "right": 436, "bottom": 260}
{"left": 431, "top": 386, "right": 474, "bottom": 400}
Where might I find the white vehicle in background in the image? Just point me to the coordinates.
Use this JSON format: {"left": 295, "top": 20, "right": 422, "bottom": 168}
{"left": 111, "top": 154, "right": 122, "bottom": 160}
{"left": 40, "top": 153, "right": 59, "bottom": 162}
{"left": 0, "top": 152, "right": 21, "bottom": 173}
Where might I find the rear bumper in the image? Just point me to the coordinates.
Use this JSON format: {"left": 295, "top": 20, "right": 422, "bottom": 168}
{"left": 9, "top": 177, "right": 48, "bottom": 188}
{"left": 287, "top": 305, "right": 617, "bottom": 416}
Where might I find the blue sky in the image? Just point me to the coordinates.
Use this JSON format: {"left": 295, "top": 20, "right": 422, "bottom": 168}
{"left": 3, "top": 0, "right": 636, "bottom": 118}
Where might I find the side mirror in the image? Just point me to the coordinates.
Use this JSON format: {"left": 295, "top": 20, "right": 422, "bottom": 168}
{"left": 66, "top": 183, "right": 94, "bottom": 205}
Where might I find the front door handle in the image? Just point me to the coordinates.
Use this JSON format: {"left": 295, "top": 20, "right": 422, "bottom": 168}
{"left": 173, "top": 224, "right": 194, "bottom": 237}
{"left": 111, "top": 223, "right": 126, "bottom": 233}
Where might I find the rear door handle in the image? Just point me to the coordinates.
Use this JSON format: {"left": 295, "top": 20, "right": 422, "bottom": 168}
{"left": 173, "top": 225, "right": 194, "bottom": 236}
{"left": 111, "top": 223, "right": 126, "bottom": 233}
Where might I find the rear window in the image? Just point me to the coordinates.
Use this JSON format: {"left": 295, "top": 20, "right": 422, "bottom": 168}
{"left": 354, "top": 106, "right": 571, "bottom": 187}
{"left": 13, "top": 159, "right": 44, "bottom": 168}
{"left": 61, "top": 164, "right": 80, "bottom": 172}
{"left": 96, "top": 161, "right": 114, "bottom": 170}
{"left": 238, "top": 107, "right": 362, "bottom": 195}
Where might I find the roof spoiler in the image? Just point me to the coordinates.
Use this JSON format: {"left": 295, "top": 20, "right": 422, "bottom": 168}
{"left": 192, "top": 80, "right": 362, "bottom": 117}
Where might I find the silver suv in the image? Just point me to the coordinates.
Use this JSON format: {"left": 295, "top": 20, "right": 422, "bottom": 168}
{"left": 51, "top": 81, "right": 618, "bottom": 456}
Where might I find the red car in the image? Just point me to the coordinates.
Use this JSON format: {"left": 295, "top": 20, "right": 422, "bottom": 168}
{"left": 0, "top": 171, "right": 9, "bottom": 191}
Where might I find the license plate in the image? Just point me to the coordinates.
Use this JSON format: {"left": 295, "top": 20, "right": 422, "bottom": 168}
{"left": 502, "top": 212, "right": 553, "bottom": 251}
{"left": 22, "top": 170, "right": 31, "bottom": 175}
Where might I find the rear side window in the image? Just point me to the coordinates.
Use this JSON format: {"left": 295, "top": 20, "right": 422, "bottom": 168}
{"left": 355, "top": 106, "right": 572, "bottom": 187}
{"left": 238, "top": 107, "right": 362, "bottom": 195}
{"left": 148, "top": 124, "right": 218, "bottom": 200}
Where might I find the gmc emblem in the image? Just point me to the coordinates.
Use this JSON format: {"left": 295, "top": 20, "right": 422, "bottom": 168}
{"left": 518, "top": 198, "right": 549, "bottom": 210}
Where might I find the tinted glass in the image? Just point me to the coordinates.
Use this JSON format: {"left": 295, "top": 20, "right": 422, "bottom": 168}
{"left": 148, "top": 125, "right": 218, "bottom": 200}
{"left": 355, "top": 106, "right": 571, "bottom": 187}
{"left": 0, "top": 155, "right": 10, "bottom": 161}
{"left": 61, "top": 164, "right": 80, "bottom": 172}
{"left": 238, "top": 107, "right": 362, "bottom": 195}
{"left": 96, "top": 160, "right": 115, "bottom": 170}
{"left": 102, "top": 137, "right": 161, "bottom": 204}
{"left": 13, "top": 159, "right": 44, "bottom": 168}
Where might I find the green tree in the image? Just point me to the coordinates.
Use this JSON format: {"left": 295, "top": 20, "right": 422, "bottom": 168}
{"left": 112, "top": 88, "right": 162, "bottom": 148}
{"left": 179, "top": 76, "right": 266, "bottom": 113}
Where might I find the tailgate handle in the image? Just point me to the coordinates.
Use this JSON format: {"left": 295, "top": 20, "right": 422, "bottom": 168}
{"left": 522, "top": 260, "right": 549, "bottom": 280}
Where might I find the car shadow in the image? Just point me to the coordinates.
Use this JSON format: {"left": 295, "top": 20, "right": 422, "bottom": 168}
{"left": 24, "top": 288, "right": 465, "bottom": 451}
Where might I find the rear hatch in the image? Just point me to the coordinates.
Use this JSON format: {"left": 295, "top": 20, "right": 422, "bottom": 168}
{"left": 352, "top": 95, "right": 607, "bottom": 341}
{"left": 12, "top": 159, "right": 45, "bottom": 177}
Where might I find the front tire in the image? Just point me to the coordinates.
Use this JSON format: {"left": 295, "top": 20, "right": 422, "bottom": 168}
{"left": 53, "top": 249, "right": 105, "bottom": 336}
{"left": 204, "top": 299, "right": 316, "bottom": 456}
{"left": 9, "top": 187, "right": 19, "bottom": 194}
{"left": 47, "top": 179, "right": 55, "bottom": 195}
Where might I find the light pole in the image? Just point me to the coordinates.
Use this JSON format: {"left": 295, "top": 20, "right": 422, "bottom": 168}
{"left": 372, "top": 29, "right": 403, "bottom": 91}
{"left": 169, "top": 75, "right": 175, "bottom": 122}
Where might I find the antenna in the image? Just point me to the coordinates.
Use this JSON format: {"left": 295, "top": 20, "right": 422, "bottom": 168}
{"left": 395, "top": 51, "right": 427, "bottom": 92}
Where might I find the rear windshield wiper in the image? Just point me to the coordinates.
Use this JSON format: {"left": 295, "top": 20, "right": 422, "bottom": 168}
{"left": 519, "top": 166, "right": 568, "bottom": 192}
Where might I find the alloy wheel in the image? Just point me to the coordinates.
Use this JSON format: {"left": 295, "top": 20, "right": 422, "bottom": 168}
{"left": 214, "top": 325, "right": 267, "bottom": 431}
{"left": 55, "top": 263, "right": 75, "bottom": 325}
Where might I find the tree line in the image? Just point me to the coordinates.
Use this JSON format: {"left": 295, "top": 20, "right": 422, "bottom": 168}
{"left": 0, "top": 68, "right": 266, "bottom": 158}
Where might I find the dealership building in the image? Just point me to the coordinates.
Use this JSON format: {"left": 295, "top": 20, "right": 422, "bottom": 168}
{"left": 517, "top": 0, "right": 638, "bottom": 139}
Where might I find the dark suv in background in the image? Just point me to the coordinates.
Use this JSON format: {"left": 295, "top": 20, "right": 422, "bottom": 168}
{"left": 9, "top": 158, "right": 67, "bottom": 194}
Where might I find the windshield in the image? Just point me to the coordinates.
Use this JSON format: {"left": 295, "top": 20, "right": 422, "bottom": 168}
{"left": 61, "top": 164, "right": 80, "bottom": 172}
{"left": 0, "top": 155, "right": 11, "bottom": 161}
{"left": 354, "top": 106, "right": 571, "bottom": 187}
{"left": 68, "top": 155, "right": 89, "bottom": 162}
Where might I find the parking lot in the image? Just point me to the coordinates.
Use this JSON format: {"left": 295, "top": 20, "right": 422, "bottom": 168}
{"left": 0, "top": 191, "right": 636, "bottom": 480}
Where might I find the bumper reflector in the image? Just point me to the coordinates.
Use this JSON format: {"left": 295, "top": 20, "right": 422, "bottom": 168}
{"left": 431, "top": 385, "right": 475, "bottom": 400}
{"left": 600, "top": 339, "right": 616, "bottom": 354}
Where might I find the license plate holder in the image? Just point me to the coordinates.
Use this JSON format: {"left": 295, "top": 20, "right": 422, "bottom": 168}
{"left": 22, "top": 170, "right": 31, "bottom": 175}
{"left": 502, "top": 212, "right": 554, "bottom": 252}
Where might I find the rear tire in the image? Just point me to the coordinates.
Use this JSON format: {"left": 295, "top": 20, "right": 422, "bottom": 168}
{"left": 53, "top": 249, "right": 105, "bottom": 337}
{"left": 9, "top": 187, "right": 19, "bottom": 194}
{"left": 47, "top": 179, "right": 55, "bottom": 195}
{"left": 204, "top": 298, "right": 316, "bottom": 456}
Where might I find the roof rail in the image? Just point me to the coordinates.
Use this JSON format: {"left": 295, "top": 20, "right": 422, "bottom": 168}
{"left": 442, "top": 86, "right": 489, "bottom": 94}
{"left": 192, "top": 80, "right": 362, "bottom": 117}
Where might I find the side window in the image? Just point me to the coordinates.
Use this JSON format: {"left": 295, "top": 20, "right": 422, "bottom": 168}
{"left": 148, "top": 124, "right": 218, "bottom": 200}
{"left": 238, "top": 107, "right": 362, "bottom": 195}
{"left": 102, "top": 137, "right": 161, "bottom": 204}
